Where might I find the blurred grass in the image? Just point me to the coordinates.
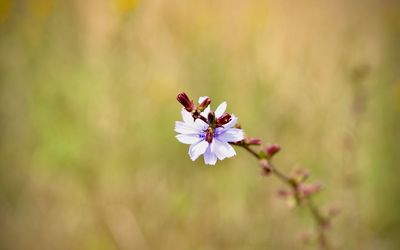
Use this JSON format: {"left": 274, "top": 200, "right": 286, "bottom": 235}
{"left": 1, "top": 0, "right": 400, "bottom": 249}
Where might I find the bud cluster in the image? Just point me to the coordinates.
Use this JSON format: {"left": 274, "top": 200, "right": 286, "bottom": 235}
{"left": 290, "top": 169, "right": 321, "bottom": 199}
{"left": 177, "top": 92, "right": 233, "bottom": 130}
{"left": 275, "top": 168, "right": 321, "bottom": 204}
{"left": 177, "top": 92, "right": 211, "bottom": 122}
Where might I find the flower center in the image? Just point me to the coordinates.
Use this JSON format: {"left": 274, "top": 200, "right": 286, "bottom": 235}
{"left": 205, "top": 128, "right": 214, "bottom": 143}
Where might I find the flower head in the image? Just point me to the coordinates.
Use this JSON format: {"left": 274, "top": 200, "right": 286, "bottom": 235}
{"left": 175, "top": 94, "right": 244, "bottom": 165}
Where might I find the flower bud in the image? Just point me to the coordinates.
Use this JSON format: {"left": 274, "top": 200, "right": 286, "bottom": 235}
{"left": 277, "top": 188, "right": 291, "bottom": 198}
{"left": 245, "top": 137, "right": 262, "bottom": 145}
{"left": 265, "top": 144, "right": 281, "bottom": 158}
{"left": 207, "top": 111, "right": 216, "bottom": 124}
{"left": 216, "top": 113, "right": 231, "bottom": 126}
{"left": 259, "top": 159, "right": 272, "bottom": 175}
{"left": 298, "top": 183, "right": 321, "bottom": 197}
{"left": 177, "top": 92, "right": 195, "bottom": 112}
{"left": 198, "top": 97, "right": 211, "bottom": 112}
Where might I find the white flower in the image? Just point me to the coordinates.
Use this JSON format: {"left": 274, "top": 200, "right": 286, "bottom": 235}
{"left": 175, "top": 96, "right": 244, "bottom": 165}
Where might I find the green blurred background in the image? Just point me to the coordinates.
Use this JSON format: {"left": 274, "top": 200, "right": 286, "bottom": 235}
{"left": 1, "top": 0, "right": 400, "bottom": 249}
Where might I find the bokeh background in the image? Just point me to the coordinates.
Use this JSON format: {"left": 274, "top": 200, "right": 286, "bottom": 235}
{"left": 1, "top": 0, "right": 400, "bottom": 249}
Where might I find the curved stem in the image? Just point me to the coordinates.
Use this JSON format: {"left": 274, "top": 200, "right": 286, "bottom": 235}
{"left": 234, "top": 143, "right": 330, "bottom": 249}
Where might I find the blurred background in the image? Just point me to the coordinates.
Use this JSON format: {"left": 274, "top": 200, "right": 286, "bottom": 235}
{"left": 1, "top": 0, "right": 400, "bottom": 249}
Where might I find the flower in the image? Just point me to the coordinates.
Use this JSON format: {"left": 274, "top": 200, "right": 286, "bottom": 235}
{"left": 175, "top": 96, "right": 244, "bottom": 165}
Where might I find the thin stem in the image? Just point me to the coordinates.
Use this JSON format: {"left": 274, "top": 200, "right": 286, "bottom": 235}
{"left": 271, "top": 164, "right": 293, "bottom": 184}
{"left": 195, "top": 114, "right": 209, "bottom": 124}
{"left": 306, "top": 198, "right": 330, "bottom": 250}
{"left": 241, "top": 143, "right": 261, "bottom": 159}
{"left": 234, "top": 143, "right": 330, "bottom": 249}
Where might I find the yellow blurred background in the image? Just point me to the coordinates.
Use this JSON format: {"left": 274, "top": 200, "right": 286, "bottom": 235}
{"left": 1, "top": 0, "right": 400, "bottom": 249}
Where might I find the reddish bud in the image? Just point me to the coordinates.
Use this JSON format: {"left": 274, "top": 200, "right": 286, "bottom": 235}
{"left": 198, "top": 97, "right": 211, "bottom": 112}
{"left": 216, "top": 113, "right": 231, "bottom": 126}
{"left": 259, "top": 159, "right": 272, "bottom": 175}
{"left": 177, "top": 92, "right": 195, "bottom": 112}
{"left": 245, "top": 137, "right": 262, "bottom": 145}
{"left": 298, "top": 183, "right": 321, "bottom": 197}
{"left": 277, "top": 188, "right": 291, "bottom": 198}
{"left": 265, "top": 144, "right": 281, "bottom": 158}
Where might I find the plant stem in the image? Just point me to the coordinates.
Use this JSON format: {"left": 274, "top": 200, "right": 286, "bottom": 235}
{"left": 234, "top": 143, "right": 330, "bottom": 249}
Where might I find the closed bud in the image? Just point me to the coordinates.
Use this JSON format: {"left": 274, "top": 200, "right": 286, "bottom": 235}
{"left": 245, "top": 137, "right": 262, "bottom": 145}
{"left": 216, "top": 113, "right": 231, "bottom": 126}
{"left": 298, "top": 183, "right": 321, "bottom": 197}
{"left": 259, "top": 159, "right": 272, "bottom": 175}
{"left": 177, "top": 92, "right": 195, "bottom": 112}
{"left": 277, "top": 188, "right": 291, "bottom": 198}
{"left": 208, "top": 111, "right": 216, "bottom": 124}
{"left": 198, "top": 97, "right": 211, "bottom": 112}
{"left": 265, "top": 144, "right": 281, "bottom": 158}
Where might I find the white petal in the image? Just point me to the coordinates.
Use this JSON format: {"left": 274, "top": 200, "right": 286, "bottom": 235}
{"left": 200, "top": 105, "right": 210, "bottom": 117}
{"left": 215, "top": 101, "right": 227, "bottom": 118}
{"left": 189, "top": 140, "right": 208, "bottom": 161}
{"left": 213, "top": 139, "right": 236, "bottom": 160}
{"left": 181, "top": 108, "right": 194, "bottom": 124}
{"left": 217, "top": 128, "right": 244, "bottom": 142}
{"left": 175, "top": 121, "right": 199, "bottom": 134}
{"left": 193, "top": 118, "right": 209, "bottom": 131}
{"left": 222, "top": 115, "right": 237, "bottom": 129}
{"left": 204, "top": 143, "right": 218, "bottom": 165}
{"left": 198, "top": 96, "right": 209, "bottom": 104}
{"left": 176, "top": 134, "right": 201, "bottom": 144}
